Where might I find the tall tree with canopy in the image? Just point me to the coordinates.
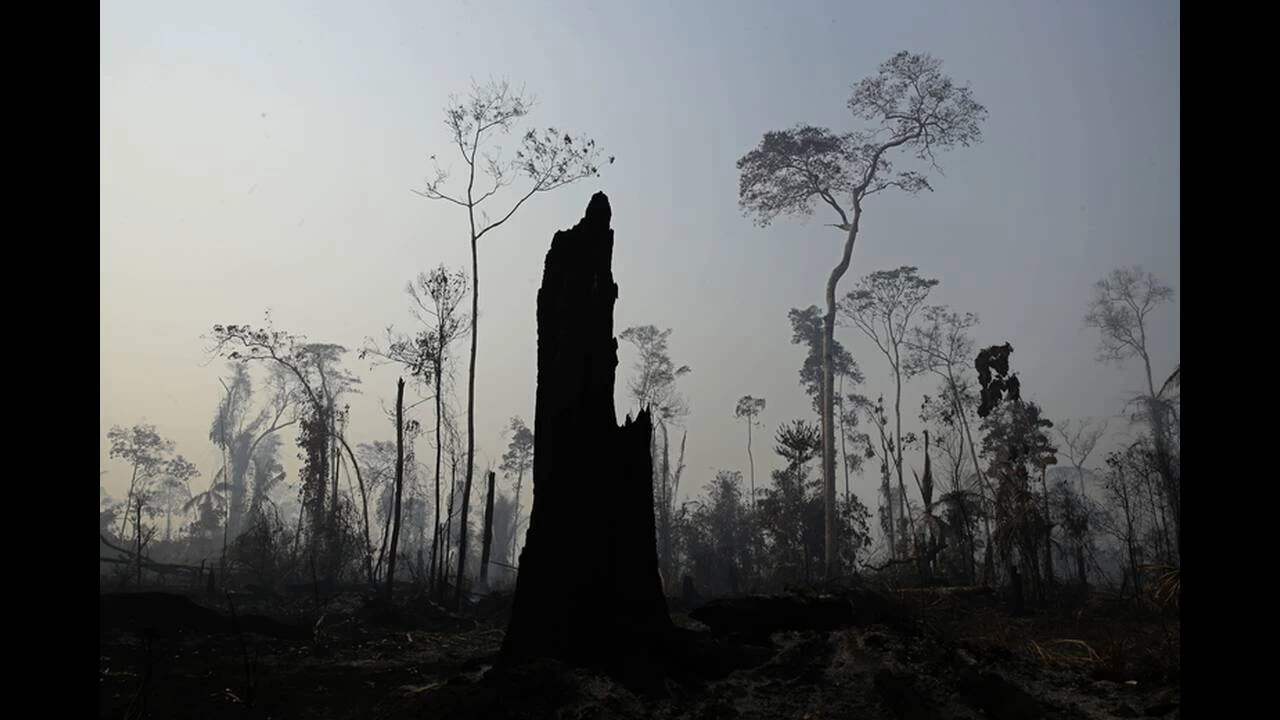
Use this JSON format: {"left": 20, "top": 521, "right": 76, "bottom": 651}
{"left": 499, "top": 416, "right": 535, "bottom": 562}
{"left": 682, "top": 470, "right": 754, "bottom": 595}
{"left": 1084, "top": 266, "right": 1178, "bottom": 561}
{"left": 208, "top": 363, "right": 296, "bottom": 541}
{"left": 106, "top": 424, "right": 174, "bottom": 540}
{"left": 415, "top": 80, "right": 610, "bottom": 566}
{"left": 841, "top": 265, "right": 939, "bottom": 564}
{"left": 619, "top": 324, "right": 691, "bottom": 591}
{"left": 734, "top": 395, "right": 766, "bottom": 522}
{"left": 209, "top": 317, "right": 360, "bottom": 582}
{"left": 737, "top": 52, "right": 986, "bottom": 578}
{"left": 153, "top": 455, "right": 200, "bottom": 542}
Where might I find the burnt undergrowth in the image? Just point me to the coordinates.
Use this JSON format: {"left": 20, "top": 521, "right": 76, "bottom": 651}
{"left": 99, "top": 581, "right": 1179, "bottom": 720}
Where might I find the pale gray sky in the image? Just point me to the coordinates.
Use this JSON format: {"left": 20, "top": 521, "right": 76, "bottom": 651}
{"left": 100, "top": 0, "right": 1179, "bottom": 514}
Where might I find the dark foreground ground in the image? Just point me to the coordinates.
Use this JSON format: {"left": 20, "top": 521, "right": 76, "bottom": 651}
{"left": 99, "top": 585, "right": 1179, "bottom": 720}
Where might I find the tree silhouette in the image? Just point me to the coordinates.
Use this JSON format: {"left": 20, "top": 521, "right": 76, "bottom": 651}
{"left": 619, "top": 324, "right": 691, "bottom": 590}
{"left": 106, "top": 424, "right": 174, "bottom": 539}
{"left": 733, "top": 395, "right": 767, "bottom": 514}
{"left": 908, "top": 306, "right": 994, "bottom": 581}
{"left": 788, "top": 306, "right": 867, "bottom": 503}
{"left": 415, "top": 80, "right": 610, "bottom": 570}
{"left": 499, "top": 416, "right": 535, "bottom": 562}
{"left": 738, "top": 52, "right": 986, "bottom": 579}
{"left": 502, "top": 193, "right": 675, "bottom": 691}
{"left": 1085, "top": 266, "right": 1178, "bottom": 561}
{"left": 364, "top": 264, "right": 470, "bottom": 597}
{"left": 209, "top": 317, "right": 360, "bottom": 581}
{"left": 841, "top": 265, "right": 939, "bottom": 564}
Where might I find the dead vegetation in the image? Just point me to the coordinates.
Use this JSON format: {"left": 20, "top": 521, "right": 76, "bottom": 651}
{"left": 100, "top": 578, "right": 1179, "bottom": 720}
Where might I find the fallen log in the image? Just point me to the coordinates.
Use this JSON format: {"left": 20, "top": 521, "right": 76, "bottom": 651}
{"left": 891, "top": 585, "right": 996, "bottom": 597}
{"left": 98, "top": 556, "right": 203, "bottom": 577}
{"left": 99, "top": 533, "right": 205, "bottom": 577}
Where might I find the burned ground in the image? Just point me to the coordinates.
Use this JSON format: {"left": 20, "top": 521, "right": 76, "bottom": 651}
{"left": 99, "top": 584, "right": 1179, "bottom": 720}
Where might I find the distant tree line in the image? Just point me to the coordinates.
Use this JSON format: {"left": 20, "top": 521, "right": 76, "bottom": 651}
{"left": 101, "top": 60, "right": 1178, "bottom": 614}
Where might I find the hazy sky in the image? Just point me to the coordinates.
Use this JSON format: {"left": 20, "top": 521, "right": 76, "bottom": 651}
{"left": 101, "top": 1, "right": 1179, "bottom": 517}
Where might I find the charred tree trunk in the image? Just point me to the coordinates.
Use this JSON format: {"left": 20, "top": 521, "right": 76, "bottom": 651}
{"left": 440, "top": 448, "right": 460, "bottom": 600}
{"left": 510, "top": 466, "right": 525, "bottom": 568}
{"left": 1009, "top": 564, "right": 1025, "bottom": 617}
{"left": 430, "top": 523, "right": 442, "bottom": 600}
{"left": 1076, "top": 544, "right": 1088, "bottom": 591}
{"left": 135, "top": 498, "right": 144, "bottom": 588}
{"left": 660, "top": 420, "right": 673, "bottom": 593}
{"left": 479, "top": 470, "right": 497, "bottom": 589}
{"left": 502, "top": 193, "right": 677, "bottom": 691}
{"left": 430, "top": 354, "right": 444, "bottom": 599}
{"left": 386, "top": 378, "right": 406, "bottom": 598}
{"left": 454, "top": 460, "right": 475, "bottom": 609}
{"left": 1040, "top": 465, "right": 1054, "bottom": 598}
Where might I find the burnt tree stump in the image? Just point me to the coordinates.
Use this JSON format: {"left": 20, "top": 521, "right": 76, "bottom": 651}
{"left": 500, "top": 192, "right": 677, "bottom": 691}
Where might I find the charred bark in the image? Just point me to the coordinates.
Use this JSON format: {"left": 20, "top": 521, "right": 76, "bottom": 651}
{"left": 480, "top": 470, "right": 497, "bottom": 588}
{"left": 454, "top": 457, "right": 474, "bottom": 609}
{"left": 501, "top": 192, "right": 677, "bottom": 692}
{"left": 386, "top": 378, "right": 406, "bottom": 598}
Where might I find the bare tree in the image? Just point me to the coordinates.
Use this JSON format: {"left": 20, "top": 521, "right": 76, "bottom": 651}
{"left": 910, "top": 430, "right": 941, "bottom": 582}
{"left": 921, "top": 392, "right": 980, "bottom": 582}
{"left": 357, "top": 439, "right": 398, "bottom": 581}
{"left": 1055, "top": 418, "right": 1105, "bottom": 500}
{"left": 841, "top": 266, "right": 939, "bottom": 562}
{"left": 1084, "top": 266, "right": 1178, "bottom": 559}
{"left": 1098, "top": 444, "right": 1152, "bottom": 597}
{"left": 735, "top": 395, "right": 773, "bottom": 578}
{"left": 855, "top": 394, "right": 900, "bottom": 559}
{"left": 733, "top": 396, "right": 767, "bottom": 512}
{"left": 364, "top": 265, "right": 470, "bottom": 596}
{"left": 737, "top": 52, "right": 986, "bottom": 579}
{"left": 415, "top": 80, "right": 610, "bottom": 563}
{"left": 1051, "top": 418, "right": 1104, "bottom": 591}
{"left": 907, "top": 306, "right": 996, "bottom": 581}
